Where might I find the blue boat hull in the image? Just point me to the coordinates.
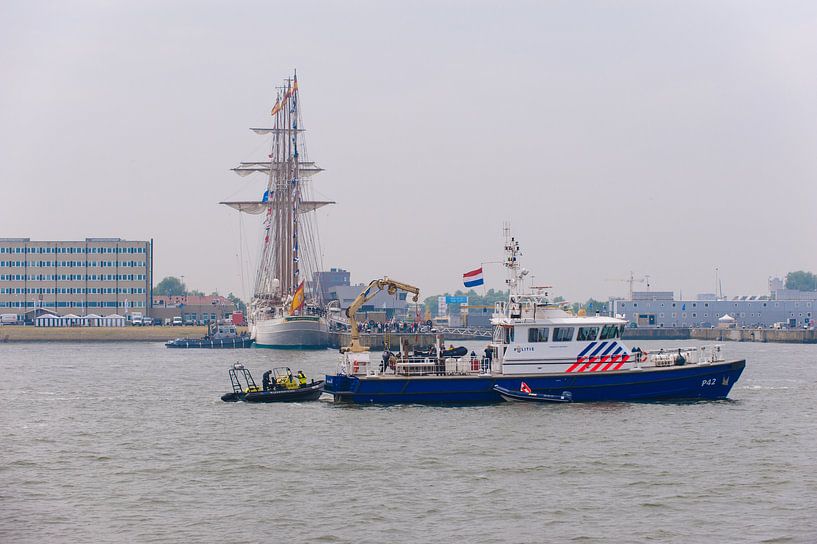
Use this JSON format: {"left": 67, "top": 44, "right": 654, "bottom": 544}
{"left": 165, "top": 337, "right": 254, "bottom": 349}
{"left": 324, "top": 360, "right": 745, "bottom": 405}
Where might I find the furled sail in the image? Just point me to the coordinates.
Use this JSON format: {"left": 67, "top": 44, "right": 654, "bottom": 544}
{"left": 220, "top": 200, "right": 335, "bottom": 214}
{"left": 250, "top": 127, "right": 305, "bottom": 135}
{"left": 231, "top": 161, "right": 324, "bottom": 178}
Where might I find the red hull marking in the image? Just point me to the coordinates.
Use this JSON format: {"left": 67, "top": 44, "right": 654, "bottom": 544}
{"left": 577, "top": 362, "right": 593, "bottom": 372}
{"left": 601, "top": 356, "right": 619, "bottom": 371}
{"left": 565, "top": 362, "right": 582, "bottom": 373}
{"left": 590, "top": 362, "right": 605, "bottom": 372}
{"left": 612, "top": 361, "right": 626, "bottom": 370}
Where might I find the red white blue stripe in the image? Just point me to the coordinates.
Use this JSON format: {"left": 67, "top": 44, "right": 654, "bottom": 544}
{"left": 463, "top": 267, "right": 484, "bottom": 287}
{"left": 565, "top": 341, "right": 631, "bottom": 373}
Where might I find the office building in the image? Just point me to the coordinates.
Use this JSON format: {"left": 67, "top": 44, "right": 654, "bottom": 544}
{"left": 0, "top": 238, "right": 152, "bottom": 319}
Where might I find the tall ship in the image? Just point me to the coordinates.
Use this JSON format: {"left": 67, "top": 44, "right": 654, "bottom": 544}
{"left": 222, "top": 72, "right": 332, "bottom": 349}
{"left": 325, "top": 226, "right": 746, "bottom": 404}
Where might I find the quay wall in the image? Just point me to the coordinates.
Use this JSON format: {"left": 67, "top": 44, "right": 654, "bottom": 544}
{"left": 623, "top": 327, "right": 816, "bottom": 344}
{"left": 0, "top": 326, "right": 236, "bottom": 343}
{"left": 691, "top": 328, "right": 817, "bottom": 344}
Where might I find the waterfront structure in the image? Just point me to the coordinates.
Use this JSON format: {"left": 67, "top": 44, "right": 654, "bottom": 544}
{"left": 151, "top": 295, "right": 237, "bottom": 324}
{"left": 463, "top": 305, "right": 494, "bottom": 328}
{"left": 35, "top": 313, "right": 126, "bottom": 327}
{"left": 327, "top": 284, "right": 410, "bottom": 320}
{"left": 613, "top": 289, "right": 814, "bottom": 329}
{"left": 768, "top": 277, "right": 817, "bottom": 301}
{"left": 0, "top": 238, "right": 152, "bottom": 320}
{"left": 313, "top": 268, "right": 350, "bottom": 303}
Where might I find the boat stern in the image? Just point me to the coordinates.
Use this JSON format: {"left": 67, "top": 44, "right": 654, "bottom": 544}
{"left": 324, "top": 374, "right": 358, "bottom": 400}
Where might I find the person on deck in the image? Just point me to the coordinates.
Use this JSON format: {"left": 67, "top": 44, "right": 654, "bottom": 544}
{"left": 262, "top": 370, "right": 272, "bottom": 391}
{"left": 297, "top": 370, "right": 307, "bottom": 387}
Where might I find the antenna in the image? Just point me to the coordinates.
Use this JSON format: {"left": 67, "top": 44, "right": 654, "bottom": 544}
{"left": 605, "top": 271, "right": 649, "bottom": 300}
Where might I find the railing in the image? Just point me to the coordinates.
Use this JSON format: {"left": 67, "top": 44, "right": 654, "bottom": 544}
{"left": 340, "top": 354, "right": 491, "bottom": 377}
{"left": 433, "top": 327, "right": 492, "bottom": 338}
{"left": 642, "top": 345, "right": 725, "bottom": 367}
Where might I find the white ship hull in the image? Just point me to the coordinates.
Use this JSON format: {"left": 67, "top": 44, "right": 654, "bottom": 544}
{"left": 253, "top": 315, "right": 330, "bottom": 349}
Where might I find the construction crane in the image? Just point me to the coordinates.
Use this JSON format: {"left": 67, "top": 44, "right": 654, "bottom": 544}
{"left": 341, "top": 277, "right": 420, "bottom": 354}
{"left": 606, "top": 271, "right": 651, "bottom": 300}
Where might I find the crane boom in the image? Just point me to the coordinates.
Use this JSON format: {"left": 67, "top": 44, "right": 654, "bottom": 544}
{"left": 341, "top": 277, "right": 420, "bottom": 353}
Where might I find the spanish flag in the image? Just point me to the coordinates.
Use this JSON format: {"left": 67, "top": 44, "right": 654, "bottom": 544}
{"left": 271, "top": 98, "right": 282, "bottom": 116}
{"left": 290, "top": 280, "right": 305, "bottom": 314}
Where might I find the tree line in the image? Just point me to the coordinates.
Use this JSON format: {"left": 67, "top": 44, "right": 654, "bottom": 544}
{"left": 154, "top": 276, "right": 246, "bottom": 313}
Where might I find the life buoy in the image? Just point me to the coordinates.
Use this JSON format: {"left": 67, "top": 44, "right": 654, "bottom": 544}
{"left": 640, "top": 350, "right": 649, "bottom": 362}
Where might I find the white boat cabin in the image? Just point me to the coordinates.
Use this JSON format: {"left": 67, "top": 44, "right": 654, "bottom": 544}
{"left": 489, "top": 300, "right": 632, "bottom": 375}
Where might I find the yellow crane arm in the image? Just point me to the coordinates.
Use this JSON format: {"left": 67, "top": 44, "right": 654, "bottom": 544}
{"left": 342, "top": 277, "right": 420, "bottom": 353}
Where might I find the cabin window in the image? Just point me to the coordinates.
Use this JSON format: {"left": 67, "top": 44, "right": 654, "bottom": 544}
{"left": 577, "top": 326, "right": 599, "bottom": 341}
{"left": 618, "top": 325, "right": 625, "bottom": 337}
{"left": 528, "top": 327, "right": 548, "bottom": 342}
{"left": 600, "top": 324, "right": 618, "bottom": 340}
{"left": 552, "top": 327, "right": 574, "bottom": 342}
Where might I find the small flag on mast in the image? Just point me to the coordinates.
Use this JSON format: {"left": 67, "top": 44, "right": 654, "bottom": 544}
{"left": 271, "top": 97, "right": 282, "bottom": 116}
{"left": 463, "top": 267, "right": 484, "bottom": 288}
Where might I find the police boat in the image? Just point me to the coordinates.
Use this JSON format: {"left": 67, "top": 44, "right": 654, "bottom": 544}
{"left": 324, "top": 228, "right": 746, "bottom": 405}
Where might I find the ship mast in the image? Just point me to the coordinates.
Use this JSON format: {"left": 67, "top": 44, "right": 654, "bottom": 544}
{"left": 222, "top": 72, "right": 332, "bottom": 313}
{"left": 503, "top": 223, "right": 523, "bottom": 296}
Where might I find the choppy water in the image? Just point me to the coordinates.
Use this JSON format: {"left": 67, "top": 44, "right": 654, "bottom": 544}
{"left": 1, "top": 340, "right": 815, "bottom": 543}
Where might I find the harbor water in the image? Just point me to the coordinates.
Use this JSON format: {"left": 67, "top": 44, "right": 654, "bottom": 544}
{"left": 1, "top": 341, "right": 815, "bottom": 543}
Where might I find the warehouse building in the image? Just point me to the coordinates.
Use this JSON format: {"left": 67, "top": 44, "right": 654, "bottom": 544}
{"left": 613, "top": 289, "right": 814, "bottom": 329}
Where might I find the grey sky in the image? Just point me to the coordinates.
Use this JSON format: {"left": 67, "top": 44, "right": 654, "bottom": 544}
{"left": 2, "top": 1, "right": 815, "bottom": 303}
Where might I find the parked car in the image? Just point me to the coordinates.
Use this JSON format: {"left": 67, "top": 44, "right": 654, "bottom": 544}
{"left": 0, "top": 314, "right": 19, "bottom": 325}
{"left": 172, "top": 317, "right": 183, "bottom": 326}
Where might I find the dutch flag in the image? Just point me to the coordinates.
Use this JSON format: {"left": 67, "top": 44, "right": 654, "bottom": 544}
{"left": 463, "top": 267, "right": 484, "bottom": 288}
